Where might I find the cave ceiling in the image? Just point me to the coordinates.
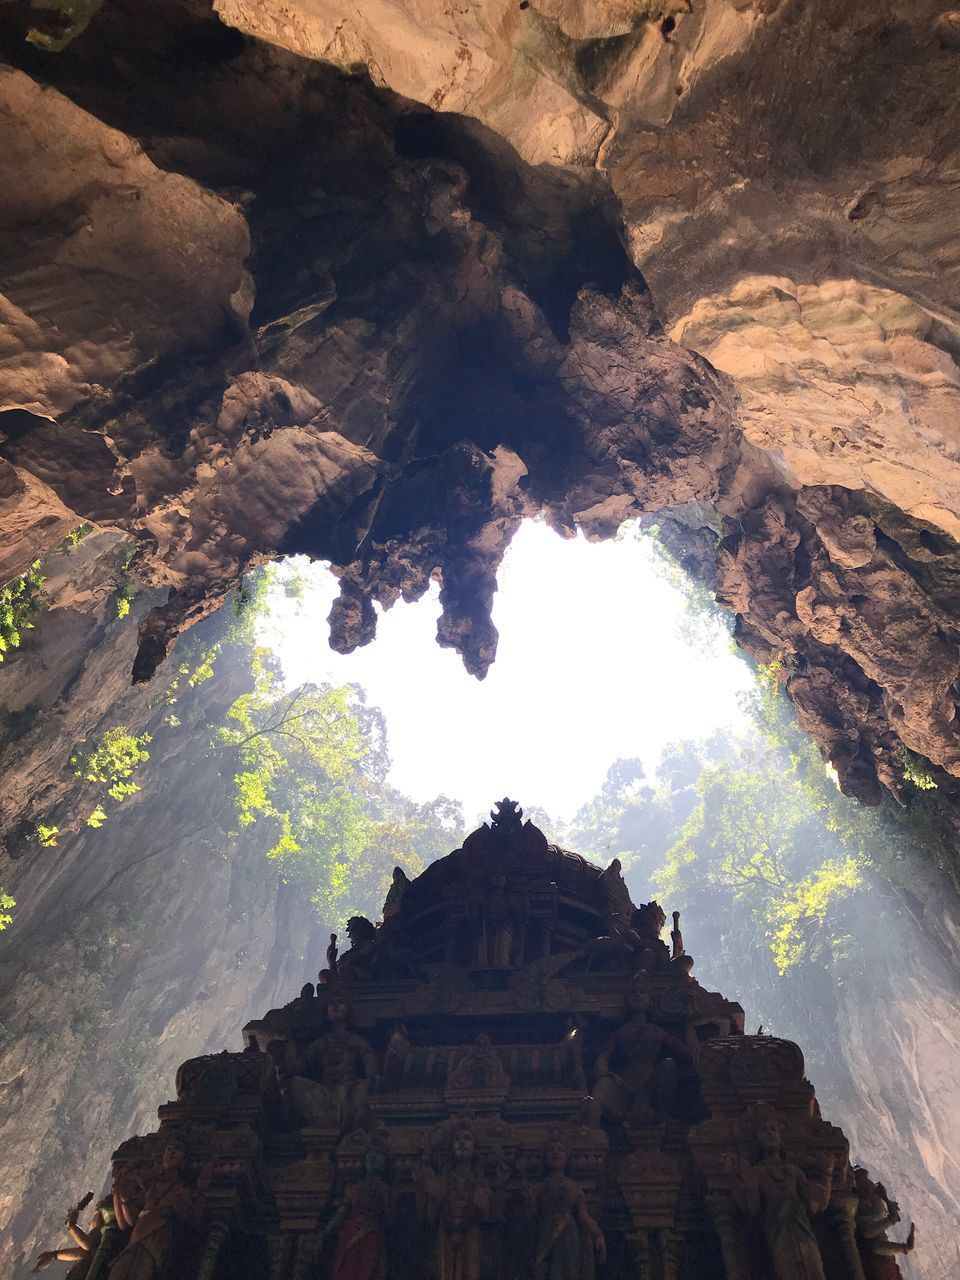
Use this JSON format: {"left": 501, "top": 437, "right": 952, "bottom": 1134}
{"left": 1, "top": 0, "right": 960, "bottom": 810}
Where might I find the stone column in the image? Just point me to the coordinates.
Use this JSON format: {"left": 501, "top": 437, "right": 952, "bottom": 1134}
{"left": 706, "top": 1193, "right": 748, "bottom": 1280}
{"left": 270, "top": 1230, "right": 297, "bottom": 1280}
{"left": 661, "top": 1228, "right": 682, "bottom": 1280}
{"left": 196, "top": 1217, "right": 231, "bottom": 1280}
{"left": 292, "top": 1232, "right": 318, "bottom": 1280}
{"left": 829, "top": 1194, "right": 867, "bottom": 1280}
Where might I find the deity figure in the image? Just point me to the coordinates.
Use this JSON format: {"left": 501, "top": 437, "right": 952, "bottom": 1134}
{"left": 108, "top": 1137, "right": 209, "bottom": 1280}
{"left": 592, "top": 978, "right": 687, "bottom": 1126}
{"left": 630, "top": 902, "right": 670, "bottom": 967}
{"left": 324, "top": 1143, "right": 391, "bottom": 1280}
{"left": 728, "top": 1104, "right": 832, "bottom": 1280}
{"left": 670, "top": 911, "right": 684, "bottom": 960}
{"left": 33, "top": 1192, "right": 118, "bottom": 1278}
{"left": 318, "top": 934, "right": 339, "bottom": 984}
{"left": 284, "top": 996, "right": 377, "bottom": 1132}
{"left": 478, "top": 873, "right": 521, "bottom": 968}
{"left": 853, "top": 1167, "right": 916, "bottom": 1257}
{"left": 338, "top": 917, "right": 377, "bottom": 980}
{"left": 522, "top": 1139, "right": 605, "bottom": 1280}
{"left": 382, "top": 867, "right": 410, "bottom": 921}
{"left": 413, "top": 1124, "right": 493, "bottom": 1280}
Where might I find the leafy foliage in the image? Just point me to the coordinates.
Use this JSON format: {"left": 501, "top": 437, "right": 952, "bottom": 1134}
{"left": 114, "top": 546, "right": 136, "bottom": 620}
{"left": 215, "top": 651, "right": 436, "bottom": 922}
{"left": 0, "top": 561, "right": 45, "bottom": 662}
{"left": 0, "top": 889, "right": 14, "bottom": 930}
{"left": 212, "top": 575, "right": 463, "bottom": 926}
{"left": 36, "top": 823, "right": 60, "bottom": 848}
{"left": 71, "top": 727, "right": 152, "bottom": 823}
{"left": 59, "top": 524, "right": 93, "bottom": 551}
{"left": 902, "top": 748, "right": 937, "bottom": 791}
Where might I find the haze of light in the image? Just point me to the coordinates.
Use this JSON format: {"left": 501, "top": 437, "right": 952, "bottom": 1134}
{"left": 259, "top": 520, "right": 753, "bottom": 825}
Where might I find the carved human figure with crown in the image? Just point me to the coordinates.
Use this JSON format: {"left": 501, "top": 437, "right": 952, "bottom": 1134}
{"left": 521, "top": 1136, "right": 605, "bottom": 1280}
{"left": 413, "top": 1122, "right": 494, "bottom": 1280}
{"left": 323, "top": 1140, "right": 392, "bottom": 1280}
{"left": 592, "top": 975, "right": 688, "bottom": 1126}
{"left": 284, "top": 996, "right": 377, "bottom": 1133}
{"left": 725, "top": 1104, "right": 833, "bottom": 1280}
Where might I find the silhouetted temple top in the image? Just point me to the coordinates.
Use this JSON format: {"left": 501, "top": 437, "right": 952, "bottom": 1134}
{"left": 96, "top": 800, "right": 911, "bottom": 1280}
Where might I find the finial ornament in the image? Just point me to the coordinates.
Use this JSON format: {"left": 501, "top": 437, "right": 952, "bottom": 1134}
{"left": 490, "top": 797, "right": 523, "bottom": 832}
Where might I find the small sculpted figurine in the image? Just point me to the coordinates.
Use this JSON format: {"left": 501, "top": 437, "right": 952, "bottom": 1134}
{"left": 630, "top": 902, "right": 670, "bottom": 967}
{"left": 853, "top": 1167, "right": 916, "bottom": 1257}
{"left": 109, "top": 1137, "right": 209, "bottom": 1280}
{"left": 33, "top": 1192, "right": 117, "bottom": 1278}
{"left": 480, "top": 872, "right": 519, "bottom": 968}
{"left": 413, "top": 1123, "right": 493, "bottom": 1280}
{"left": 382, "top": 867, "right": 410, "bottom": 921}
{"left": 324, "top": 1142, "right": 391, "bottom": 1280}
{"left": 522, "top": 1138, "right": 605, "bottom": 1280}
{"left": 592, "top": 977, "right": 687, "bottom": 1126}
{"left": 317, "top": 933, "right": 339, "bottom": 984}
{"left": 727, "top": 1104, "right": 832, "bottom": 1280}
{"left": 670, "top": 911, "right": 684, "bottom": 960}
{"left": 285, "top": 995, "right": 377, "bottom": 1132}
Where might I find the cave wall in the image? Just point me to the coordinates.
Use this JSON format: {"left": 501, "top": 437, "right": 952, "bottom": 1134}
{"left": 0, "top": 535, "right": 320, "bottom": 1274}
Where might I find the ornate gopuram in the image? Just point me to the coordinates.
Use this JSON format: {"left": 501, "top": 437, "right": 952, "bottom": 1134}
{"left": 69, "top": 801, "right": 915, "bottom": 1280}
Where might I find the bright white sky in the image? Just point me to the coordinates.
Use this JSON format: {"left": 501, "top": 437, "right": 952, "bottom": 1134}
{"left": 259, "top": 520, "right": 753, "bottom": 824}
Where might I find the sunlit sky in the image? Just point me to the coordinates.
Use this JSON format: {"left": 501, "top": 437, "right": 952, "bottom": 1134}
{"left": 259, "top": 520, "right": 754, "bottom": 824}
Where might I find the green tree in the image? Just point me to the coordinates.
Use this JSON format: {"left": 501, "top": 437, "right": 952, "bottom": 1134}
{"left": 0, "top": 560, "right": 45, "bottom": 662}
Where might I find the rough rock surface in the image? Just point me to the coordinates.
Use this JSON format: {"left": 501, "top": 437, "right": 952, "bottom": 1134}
{"left": 1, "top": 0, "right": 959, "bottom": 816}
{"left": 0, "top": 537, "right": 321, "bottom": 1273}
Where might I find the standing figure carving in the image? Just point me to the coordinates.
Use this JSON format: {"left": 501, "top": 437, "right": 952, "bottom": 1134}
{"left": 324, "top": 1142, "right": 391, "bottom": 1280}
{"left": 413, "top": 1123, "right": 492, "bottom": 1280}
{"left": 285, "top": 996, "right": 377, "bottom": 1132}
{"left": 592, "top": 977, "right": 687, "bottom": 1126}
{"left": 729, "top": 1104, "right": 832, "bottom": 1280}
{"left": 477, "top": 873, "right": 521, "bottom": 968}
{"left": 523, "top": 1138, "right": 605, "bottom": 1280}
{"left": 108, "top": 1137, "right": 208, "bottom": 1280}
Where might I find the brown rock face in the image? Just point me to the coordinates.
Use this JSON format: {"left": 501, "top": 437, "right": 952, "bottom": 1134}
{"left": 1, "top": 0, "right": 960, "bottom": 814}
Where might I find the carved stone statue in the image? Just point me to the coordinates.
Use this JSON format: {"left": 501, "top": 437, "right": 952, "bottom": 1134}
{"left": 284, "top": 996, "right": 377, "bottom": 1132}
{"left": 670, "top": 911, "right": 684, "bottom": 959}
{"left": 323, "top": 1142, "right": 391, "bottom": 1280}
{"left": 33, "top": 1192, "right": 117, "bottom": 1278}
{"left": 413, "top": 1123, "right": 493, "bottom": 1280}
{"left": 338, "top": 917, "right": 377, "bottom": 980}
{"left": 523, "top": 1138, "right": 605, "bottom": 1280}
{"left": 728, "top": 1104, "right": 832, "bottom": 1280}
{"left": 382, "top": 867, "right": 410, "bottom": 921}
{"left": 317, "top": 932, "right": 339, "bottom": 985}
{"left": 853, "top": 1167, "right": 916, "bottom": 1257}
{"left": 630, "top": 902, "right": 670, "bottom": 967}
{"left": 592, "top": 977, "right": 687, "bottom": 1126}
{"left": 477, "top": 873, "right": 521, "bottom": 968}
{"left": 109, "top": 1137, "right": 209, "bottom": 1280}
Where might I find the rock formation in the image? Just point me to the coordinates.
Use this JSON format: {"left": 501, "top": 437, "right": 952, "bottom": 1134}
{"left": 0, "top": 0, "right": 958, "bottom": 812}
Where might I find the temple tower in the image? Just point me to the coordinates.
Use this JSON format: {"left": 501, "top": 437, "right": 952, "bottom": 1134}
{"left": 73, "top": 802, "right": 913, "bottom": 1280}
